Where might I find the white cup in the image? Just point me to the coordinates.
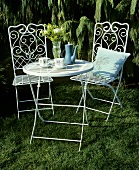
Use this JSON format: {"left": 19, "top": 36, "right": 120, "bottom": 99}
{"left": 39, "top": 57, "right": 49, "bottom": 67}
{"left": 54, "top": 58, "right": 65, "bottom": 69}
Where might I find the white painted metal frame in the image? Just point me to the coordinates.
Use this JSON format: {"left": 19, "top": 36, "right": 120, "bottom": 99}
{"left": 71, "top": 21, "right": 129, "bottom": 121}
{"left": 23, "top": 61, "right": 93, "bottom": 151}
{"left": 8, "top": 23, "right": 54, "bottom": 119}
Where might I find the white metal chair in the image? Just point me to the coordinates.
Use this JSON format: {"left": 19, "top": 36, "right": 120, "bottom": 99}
{"left": 8, "top": 23, "right": 54, "bottom": 119}
{"left": 71, "top": 21, "right": 130, "bottom": 121}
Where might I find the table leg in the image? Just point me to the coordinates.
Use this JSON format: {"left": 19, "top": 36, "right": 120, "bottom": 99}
{"left": 28, "top": 75, "right": 40, "bottom": 143}
{"left": 28, "top": 75, "right": 88, "bottom": 151}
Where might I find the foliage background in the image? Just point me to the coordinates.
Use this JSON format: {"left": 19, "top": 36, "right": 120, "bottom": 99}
{"left": 0, "top": 0, "right": 139, "bottom": 100}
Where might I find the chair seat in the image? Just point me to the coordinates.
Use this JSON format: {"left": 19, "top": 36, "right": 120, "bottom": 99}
{"left": 70, "top": 73, "right": 116, "bottom": 85}
{"left": 13, "top": 75, "right": 53, "bottom": 86}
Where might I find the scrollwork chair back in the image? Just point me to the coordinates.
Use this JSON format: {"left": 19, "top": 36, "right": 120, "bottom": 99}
{"left": 8, "top": 23, "right": 47, "bottom": 76}
{"left": 92, "top": 21, "right": 129, "bottom": 61}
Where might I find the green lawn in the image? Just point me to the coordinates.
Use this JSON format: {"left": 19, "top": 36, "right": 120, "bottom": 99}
{"left": 1, "top": 81, "right": 139, "bottom": 170}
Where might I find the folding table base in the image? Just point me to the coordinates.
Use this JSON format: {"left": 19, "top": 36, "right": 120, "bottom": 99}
{"left": 28, "top": 75, "right": 88, "bottom": 152}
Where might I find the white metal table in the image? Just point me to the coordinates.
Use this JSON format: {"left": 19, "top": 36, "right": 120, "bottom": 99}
{"left": 23, "top": 59, "right": 93, "bottom": 151}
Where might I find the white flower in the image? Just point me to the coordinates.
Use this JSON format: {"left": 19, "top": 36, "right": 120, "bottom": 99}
{"left": 54, "top": 28, "right": 62, "bottom": 33}
{"left": 44, "top": 30, "right": 47, "bottom": 34}
{"left": 41, "top": 23, "right": 64, "bottom": 41}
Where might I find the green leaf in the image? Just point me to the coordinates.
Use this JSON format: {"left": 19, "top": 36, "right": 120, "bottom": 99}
{"left": 115, "top": 0, "right": 131, "bottom": 12}
{"left": 94, "top": 0, "right": 104, "bottom": 22}
{"left": 108, "top": 0, "right": 114, "bottom": 8}
{"left": 130, "top": 0, "right": 138, "bottom": 15}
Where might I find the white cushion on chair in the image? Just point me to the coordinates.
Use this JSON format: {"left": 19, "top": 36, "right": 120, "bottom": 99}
{"left": 92, "top": 47, "right": 130, "bottom": 78}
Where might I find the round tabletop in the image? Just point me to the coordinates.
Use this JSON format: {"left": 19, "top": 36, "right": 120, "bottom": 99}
{"left": 23, "top": 60, "right": 93, "bottom": 77}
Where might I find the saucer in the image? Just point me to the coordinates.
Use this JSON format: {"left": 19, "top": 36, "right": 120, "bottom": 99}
{"left": 54, "top": 65, "right": 67, "bottom": 69}
{"left": 40, "top": 63, "right": 52, "bottom": 68}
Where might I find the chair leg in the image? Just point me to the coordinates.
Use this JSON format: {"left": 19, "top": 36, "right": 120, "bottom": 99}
{"left": 30, "top": 107, "right": 37, "bottom": 144}
{"left": 76, "top": 82, "right": 89, "bottom": 125}
{"left": 76, "top": 81, "right": 85, "bottom": 113}
{"left": 36, "top": 78, "right": 44, "bottom": 122}
{"left": 106, "top": 84, "right": 122, "bottom": 121}
{"left": 83, "top": 83, "right": 88, "bottom": 124}
{"left": 48, "top": 82, "right": 54, "bottom": 115}
{"left": 87, "top": 88, "right": 95, "bottom": 100}
{"left": 28, "top": 76, "right": 42, "bottom": 143}
{"left": 83, "top": 84, "right": 122, "bottom": 121}
{"left": 79, "top": 105, "right": 85, "bottom": 152}
{"left": 15, "top": 86, "right": 20, "bottom": 119}
{"left": 106, "top": 94, "right": 117, "bottom": 121}
{"left": 78, "top": 82, "right": 88, "bottom": 151}
{"left": 108, "top": 84, "right": 123, "bottom": 108}
{"left": 28, "top": 76, "right": 54, "bottom": 143}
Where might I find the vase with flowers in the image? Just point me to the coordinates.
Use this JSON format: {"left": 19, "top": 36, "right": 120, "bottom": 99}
{"left": 40, "top": 23, "right": 64, "bottom": 58}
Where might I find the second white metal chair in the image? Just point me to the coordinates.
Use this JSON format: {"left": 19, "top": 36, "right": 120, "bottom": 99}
{"left": 71, "top": 21, "right": 130, "bottom": 121}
